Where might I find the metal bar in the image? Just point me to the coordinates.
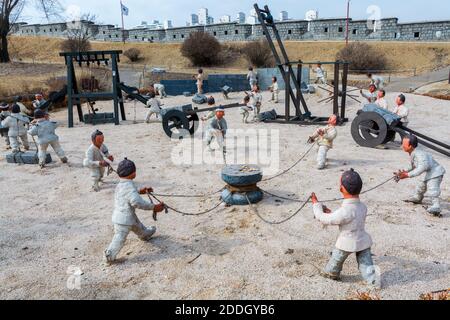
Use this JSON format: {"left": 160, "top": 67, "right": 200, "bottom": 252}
{"left": 66, "top": 57, "right": 74, "bottom": 128}
{"left": 341, "top": 62, "right": 349, "bottom": 121}
{"left": 254, "top": 4, "right": 304, "bottom": 116}
{"left": 285, "top": 66, "right": 290, "bottom": 121}
{"left": 269, "top": 14, "right": 307, "bottom": 114}
{"left": 333, "top": 63, "right": 340, "bottom": 115}
{"left": 397, "top": 126, "right": 450, "bottom": 150}
{"left": 297, "top": 63, "right": 302, "bottom": 117}
{"left": 111, "top": 54, "right": 120, "bottom": 125}
{"left": 71, "top": 64, "right": 83, "bottom": 123}
{"left": 72, "top": 93, "right": 116, "bottom": 99}
{"left": 190, "top": 103, "right": 241, "bottom": 114}
{"left": 114, "top": 54, "right": 126, "bottom": 120}
{"left": 394, "top": 128, "right": 450, "bottom": 157}
{"left": 59, "top": 50, "right": 123, "bottom": 56}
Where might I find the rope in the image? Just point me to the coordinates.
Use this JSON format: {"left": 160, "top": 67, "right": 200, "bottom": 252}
{"left": 262, "top": 142, "right": 316, "bottom": 182}
{"left": 246, "top": 194, "right": 312, "bottom": 225}
{"left": 261, "top": 176, "right": 396, "bottom": 204}
{"left": 152, "top": 187, "right": 225, "bottom": 198}
{"left": 252, "top": 176, "right": 396, "bottom": 226}
{"left": 150, "top": 192, "right": 227, "bottom": 216}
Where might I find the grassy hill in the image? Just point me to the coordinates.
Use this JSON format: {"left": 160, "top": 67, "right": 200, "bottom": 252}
{"left": 1, "top": 36, "right": 449, "bottom": 97}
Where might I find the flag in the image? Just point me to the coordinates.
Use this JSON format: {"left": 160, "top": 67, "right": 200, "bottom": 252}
{"left": 121, "top": 3, "right": 129, "bottom": 16}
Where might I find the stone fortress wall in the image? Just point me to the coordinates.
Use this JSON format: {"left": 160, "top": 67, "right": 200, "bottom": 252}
{"left": 12, "top": 17, "right": 450, "bottom": 43}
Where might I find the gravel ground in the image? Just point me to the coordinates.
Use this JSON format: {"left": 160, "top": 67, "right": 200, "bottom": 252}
{"left": 0, "top": 88, "right": 448, "bottom": 300}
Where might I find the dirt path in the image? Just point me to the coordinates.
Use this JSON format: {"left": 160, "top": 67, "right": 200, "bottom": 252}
{"left": 385, "top": 67, "right": 450, "bottom": 92}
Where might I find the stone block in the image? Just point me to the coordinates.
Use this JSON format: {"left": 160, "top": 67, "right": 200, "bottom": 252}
{"left": 6, "top": 151, "right": 52, "bottom": 164}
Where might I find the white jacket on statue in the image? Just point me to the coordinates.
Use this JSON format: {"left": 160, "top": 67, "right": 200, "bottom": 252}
{"left": 84, "top": 144, "right": 110, "bottom": 168}
{"left": 28, "top": 120, "right": 59, "bottom": 144}
{"left": 313, "top": 198, "right": 373, "bottom": 252}
{"left": 312, "top": 125, "right": 337, "bottom": 148}
{"left": 1, "top": 114, "right": 29, "bottom": 137}
{"left": 407, "top": 148, "right": 446, "bottom": 182}
{"left": 112, "top": 179, "right": 155, "bottom": 226}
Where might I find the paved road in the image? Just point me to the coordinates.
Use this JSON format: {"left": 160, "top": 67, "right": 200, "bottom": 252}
{"left": 385, "top": 67, "right": 449, "bottom": 92}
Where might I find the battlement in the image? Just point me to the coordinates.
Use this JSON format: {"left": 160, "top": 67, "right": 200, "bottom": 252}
{"left": 11, "top": 17, "right": 450, "bottom": 42}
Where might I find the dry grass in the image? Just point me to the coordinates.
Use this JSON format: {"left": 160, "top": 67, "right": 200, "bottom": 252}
{"left": 3, "top": 36, "right": 449, "bottom": 98}
{"left": 8, "top": 36, "right": 450, "bottom": 73}
{"left": 419, "top": 289, "right": 450, "bottom": 300}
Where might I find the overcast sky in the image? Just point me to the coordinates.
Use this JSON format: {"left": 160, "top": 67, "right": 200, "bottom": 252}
{"left": 20, "top": 0, "right": 450, "bottom": 27}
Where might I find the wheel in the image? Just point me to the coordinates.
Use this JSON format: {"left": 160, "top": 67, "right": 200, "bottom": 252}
{"left": 162, "top": 110, "right": 190, "bottom": 139}
{"left": 351, "top": 112, "right": 388, "bottom": 148}
{"left": 186, "top": 113, "right": 199, "bottom": 135}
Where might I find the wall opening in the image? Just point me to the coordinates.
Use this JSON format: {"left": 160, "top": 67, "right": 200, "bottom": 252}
{"left": 324, "top": 27, "right": 328, "bottom": 33}
{"left": 352, "top": 29, "right": 357, "bottom": 35}
{"left": 235, "top": 30, "right": 239, "bottom": 34}
{"left": 414, "top": 32, "right": 420, "bottom": 38}
{"left": 213, "top": 31, "right": 217, "bottom": 36}
{"left": 224, "top": 30, "right": 228, "bottom": 35}
{"left": 338, "top": 27, "right": 343, "bottom": 32}
{"left": 288, "top": 29, "right": 292, "bottom": 34}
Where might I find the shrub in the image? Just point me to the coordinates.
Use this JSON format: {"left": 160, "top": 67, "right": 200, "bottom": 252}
{"left": 241, "top": 40, "right": 275, "bottom": 68}
{"left": 60, "top": 37, "right": 92, "bottom": 52}
{"left": 124, "top": 48, "right": 142, "bottom": 62}
{"left": 336, "top": 42, "right": 387, "bottom": 72}
{"left": 180, "top": 31, "right": 222, "bottom": 66}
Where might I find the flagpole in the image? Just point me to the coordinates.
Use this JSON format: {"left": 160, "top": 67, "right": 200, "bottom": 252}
{"left": 120, "top": 0, "right": 125, "bottom": 44}
{"left": 345, "top": 0, "right": 350, "bottom": 45}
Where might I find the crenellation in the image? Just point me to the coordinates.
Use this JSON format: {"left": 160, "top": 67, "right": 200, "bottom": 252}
{"left": 11, "top": 17, "right": 450, "bottom": 42}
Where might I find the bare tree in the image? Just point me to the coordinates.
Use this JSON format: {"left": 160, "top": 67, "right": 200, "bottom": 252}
{"left": 0, "top": 0, "right": 61, "bottom": 63}
{"left": 61, "top": 13, "right": 97, "bottom": 52}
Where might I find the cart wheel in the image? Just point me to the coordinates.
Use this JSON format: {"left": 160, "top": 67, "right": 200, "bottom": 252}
{"left": 187, "top": 113, "right": 199, "bottom": 135}
{"left": 351, "top": 112, "right": 388, "bottom": 148}
{"left": 162, "top": 110, "right": 190, "bottom": 139}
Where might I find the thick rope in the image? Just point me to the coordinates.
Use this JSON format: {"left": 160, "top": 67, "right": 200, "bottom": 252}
{"left": 149, "top": 192, "right": 227, "bottom": 216}
{"left": 253, "top": 176, "right": 396, "bottom": 225}
{"left": 246, "top": 194, "right": 312, "bottom": 225}
{"left": 261, "top": 142, "right": 316, "bottom": 182}
{"left": 262, "top": 176, "right": 396, "bottom": 204}
{"left": 152, "top": 187, "right": 225, "bottom": 198}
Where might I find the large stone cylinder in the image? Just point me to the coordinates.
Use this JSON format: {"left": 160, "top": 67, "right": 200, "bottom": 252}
{"left": 221, "top": 165, "right": 264, "bottom": 205}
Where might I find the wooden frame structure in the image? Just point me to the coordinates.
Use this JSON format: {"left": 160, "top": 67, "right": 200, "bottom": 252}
{"left": 254, "top": 4, "right": 350, "bottom": 125}
{"left": 59, "top": 50, "right": 126, "bottom": 128}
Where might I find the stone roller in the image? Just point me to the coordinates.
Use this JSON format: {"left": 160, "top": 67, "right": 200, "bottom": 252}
{"left": 221, "top": 165, "right": 264, "bottom": 205}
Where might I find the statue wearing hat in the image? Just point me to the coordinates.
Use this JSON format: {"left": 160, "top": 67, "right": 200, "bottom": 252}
{"left": 205, "top": 106, "right": 227, "bottom": 154}
{"left": 104, "top": 158, "right": 165, "bottom": 264}
{"left": 28, "top": 109, "right": 67, "bottom": 168}
{"left": 83, "top": 130, "right": 115, "bottom": 192}
{"left": 311, "top": 169, "right": 380, "bottom": 288}
{"left": 0, "top": 102, "right": 11, "bottom": 150}
{"left": 1, "top": 104, "right": 30, "bottom": 153}
{"left": 307, "top": 114, "right": 338, "bottom": 170}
